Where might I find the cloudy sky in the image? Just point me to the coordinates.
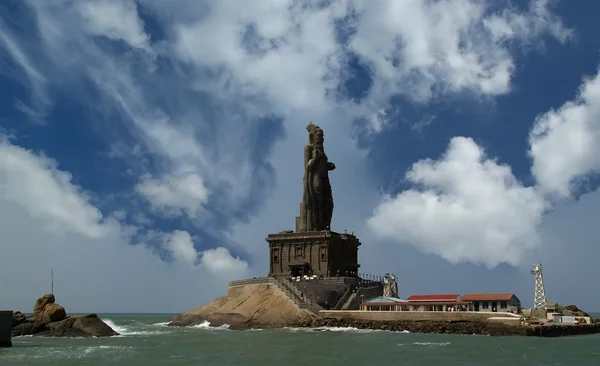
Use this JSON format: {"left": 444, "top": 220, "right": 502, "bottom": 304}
{"left": 1, "top": 0, "right": 599, "bottom": 313}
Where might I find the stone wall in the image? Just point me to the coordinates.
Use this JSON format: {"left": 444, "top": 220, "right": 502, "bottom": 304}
{"left": 0, "top": 310, "right": 12, "bottom": 347}
{"left": 266, "top": 231, "right": 360, "bottom": 278}
{"left": 319, "top": 310, "right": 519, "bottom": 322}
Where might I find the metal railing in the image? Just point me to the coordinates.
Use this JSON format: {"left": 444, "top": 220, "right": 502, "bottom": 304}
{"left": 228, "top": 276, "right": 384, "bottom": 314}
{"left": 334, "top": 286, "right": 354, "bottom": 310}
{"left": 229, "top": 277, "right": 276, "bottom": 287}
{"left": 273, "top": 280, "right": 323, "bottom": 315}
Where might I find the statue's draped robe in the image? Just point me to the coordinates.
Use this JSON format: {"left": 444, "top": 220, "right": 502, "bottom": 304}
{"left": 302, "top": 144, "right": 334, "bottom": 231}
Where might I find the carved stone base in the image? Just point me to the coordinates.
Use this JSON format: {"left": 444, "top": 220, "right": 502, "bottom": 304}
{"left": 266, "top": 230, "right": 360, "bottom": 279}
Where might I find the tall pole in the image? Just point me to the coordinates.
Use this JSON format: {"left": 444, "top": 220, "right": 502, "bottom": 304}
{"left": 51, "top": 268, "right": 54, "bottom": 295}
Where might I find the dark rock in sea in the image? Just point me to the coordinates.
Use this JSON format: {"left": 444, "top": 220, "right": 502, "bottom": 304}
{"left": 12, "top": 318, "right": 47, "bottom": 337}
{"left": 11, "top": 311, "right": 27, "bottom": 327}
{"left": 11, "top": 294, "right": 118, "bottom": 338}
{"left": 38, "top": 314, "right": 118, "bottom": 337}
{"left": 41, "top": 303, "right": 67, "bottom": 323}
{"left": 72, "top": 314, "right": 119, "bottom": 337}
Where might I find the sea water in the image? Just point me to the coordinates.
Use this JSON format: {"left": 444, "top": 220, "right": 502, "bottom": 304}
{"left": 1, "top": 313, "right": 599, "bottom": 365}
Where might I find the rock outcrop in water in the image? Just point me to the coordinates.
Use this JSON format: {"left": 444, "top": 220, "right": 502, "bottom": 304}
{"left": 11, "top": 294, "right": 118, "bottom": 337}
{"left": 169, "top": 283, "right": 314, "bottom": 330}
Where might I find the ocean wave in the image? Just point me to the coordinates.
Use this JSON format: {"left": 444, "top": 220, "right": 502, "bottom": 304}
{"left": 152, "top": 321, "right": 170, "bottom": 327}
{"left": 103, "top": 319, "right": 170, "bottom": 337}
{"left": 412, "top": 342, "right": 451, "bottom": 347}
{"left": 190, "top": 321, "right": 230, "bottom": 330}
{"left": 284, "top": 326, "right": 411, "bottom": 334}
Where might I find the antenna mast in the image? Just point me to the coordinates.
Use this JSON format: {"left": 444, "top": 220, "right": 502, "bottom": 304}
{"left": 51, "top": 268, "right": 54, "bottom": 295}
{"left": 530, "top": 263, "right": 546, "bottom": 309}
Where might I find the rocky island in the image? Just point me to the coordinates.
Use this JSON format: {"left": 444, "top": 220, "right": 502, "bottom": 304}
{"left": 11, "top": 294, "right": 118, "bottom": 338}
{"left": 169, "top": 122, "right": 599, "bottom": 338}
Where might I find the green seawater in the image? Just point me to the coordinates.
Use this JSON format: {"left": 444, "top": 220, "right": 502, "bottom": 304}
{"left": 2, "top": 313, "right": 599, "bottom": 365}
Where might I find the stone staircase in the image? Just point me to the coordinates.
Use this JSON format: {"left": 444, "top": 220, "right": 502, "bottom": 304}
{"left": 340, "top": 292, "right": 358, "bottom": 310}
{"left": 345, "top": 285, "right": 383, "bottom": 310}
{"left": 230, "top": 277, "right": 324, "bottom": 316}
{"left": 334, "top": 286, "right": 354, "bottom": 310}
{"left": 278, "top": 279, "right": 324, "bottom": 315}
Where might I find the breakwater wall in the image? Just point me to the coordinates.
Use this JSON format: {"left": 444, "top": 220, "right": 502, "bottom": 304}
{"left": 0, "top": 311, "right": 12, "bottom": 347}
{"left": 320, "top": 310, "right": 520, "bottom": 323}
{"left": 525, "top": 324, "right": 600, "bottom": 337}
{"left": 314, "top": 310, "right": 600, "bottom": 337}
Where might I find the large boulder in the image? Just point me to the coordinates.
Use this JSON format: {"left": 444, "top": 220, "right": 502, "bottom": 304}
{"left": 72, "top": 314, "right": 119, "bottom": 337}
{"left": 41, "top": 315, "right": 118, "bottom": 337}
{"left": 169, "top": 283, "right": 314, "bottom": 329}
{"left": 562, "top": 305, "right": 591, "bottom": 318}
{"left": 33, "top": 294, "right": 55, "bottom": 318}
{"left": 41, "top": 303, "right": 66, "bottom": 323}
{"left": 12, "top": 294, "right": 119, "bottom": 337}
{"left": 12, "top": 311, "right": 27, "bottom": 327}
{"left": 12, "top": 318, "right": 46, "bottom": 337}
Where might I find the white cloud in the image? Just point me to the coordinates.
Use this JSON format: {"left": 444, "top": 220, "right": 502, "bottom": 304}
{"left": 0, "top": 137, "right": 248, "bottom": 312}
{"left": 75, "top": 0, "right": 150, "bottom": 50}
{"left": 367, "top": 137, "right": 548, "bottom": 268}
{"left": 483, "top": 0, "right": 572, "bottom": 44}
{"left": 163, "top": 230, "right": 198, "bottom": 265}
{"left": 200, "top": 247, "right": 249, "bottom": 277}
{"left": 161, "top": 230, "right": 248, "bottom": 277}
{"left": 136, "top": 172, "right": 208, "bottom": 218}
{"left": 347, "top": 0, "right": 570, "bottom": 130}
{"left": 0, "top": 18, "right": 50, "bottom": 122}
{"left": 162, "top": 0, "right": 570, "bottom": 132}
{"left": 0, "top": 137, "right": 106, "bottom": 239}
{"left": 529, "top": 70, "right": 600, "bottom": 198}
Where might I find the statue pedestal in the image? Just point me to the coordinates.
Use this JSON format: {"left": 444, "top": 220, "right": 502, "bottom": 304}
{"left": 266, "top": 230, "right": 360, "bottom": 279}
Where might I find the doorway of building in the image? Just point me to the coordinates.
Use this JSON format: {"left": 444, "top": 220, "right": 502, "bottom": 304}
{"left": 474, "top": 302, "right": 479, "bottom": 311}
{"left": 491, "top": 301, "right": 497, "bottom": 312}
{"left": 290, "top": 265, "right": 307, "bottom": 277}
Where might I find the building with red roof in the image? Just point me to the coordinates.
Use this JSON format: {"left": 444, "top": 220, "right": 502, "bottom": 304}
{"left": 407, "top": 294, "right": 461, "bottom": 302}
{"left": 359, "top": 293, "right": 522, "bottom": 313}
{"left": 461, "top": 293, "right": 521, "bottom": 313}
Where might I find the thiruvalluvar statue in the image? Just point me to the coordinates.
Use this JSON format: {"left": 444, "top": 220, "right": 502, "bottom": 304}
{"left": 298, "top": 122, "right": 335, "bottom": 231}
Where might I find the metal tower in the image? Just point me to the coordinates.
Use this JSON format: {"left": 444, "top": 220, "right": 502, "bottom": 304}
{"left": 530, "top": 264, "right": 547, "bottom": 309}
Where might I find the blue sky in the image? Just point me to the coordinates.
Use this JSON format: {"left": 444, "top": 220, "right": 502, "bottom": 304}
{"left": 1, "top": 0, "right": 600, "bottom": 313}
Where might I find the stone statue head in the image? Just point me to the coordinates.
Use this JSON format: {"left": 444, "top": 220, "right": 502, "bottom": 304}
{"left": 306, "top": 122, "right": 324, "bottom": 146}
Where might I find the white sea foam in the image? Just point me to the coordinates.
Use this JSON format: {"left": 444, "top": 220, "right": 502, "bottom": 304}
{"left": 190, "top": 321, "right": 230, "bottom": 330}
{"left": 284, "top": 326, "right": 410, "bottom": 334}
{"left": 413, "top": 342, "right": 451, "bottom": 347}
{"left": 152, "top": 321, "right": 170, "bottom": 327}
{"left": 191, "top": 321, "right": 211, "bottom": 329}
{"left": 103, "top": 319, "right": 169, "bottom": 337}
{"left": 103, "top": 319, "right": 128, "bottom": 334}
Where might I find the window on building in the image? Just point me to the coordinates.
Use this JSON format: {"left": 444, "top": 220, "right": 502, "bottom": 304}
{"left": 482, "top": 301, "right": 489, "bottom": 309}
{"left": 320, "top": 246, "right": 327, "bottom": 261}
{"left": 295, "top": 246, "right": 303, "bottom": 257}
{"left": 272, "top": 248, "right": 279, "bottom": 263}
{"left": 500, "top": 301, "right": 507, "bottom": 309}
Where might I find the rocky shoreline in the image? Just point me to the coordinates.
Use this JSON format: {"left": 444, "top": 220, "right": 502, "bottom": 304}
{"left": 11, "top": 294, "right": 118, "bottom": 338}
{"left": 300, "top": 317, "right": 497, "bottom": 335}
{"left": 298, "top": 317, "right": 600, "bottom": 337}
